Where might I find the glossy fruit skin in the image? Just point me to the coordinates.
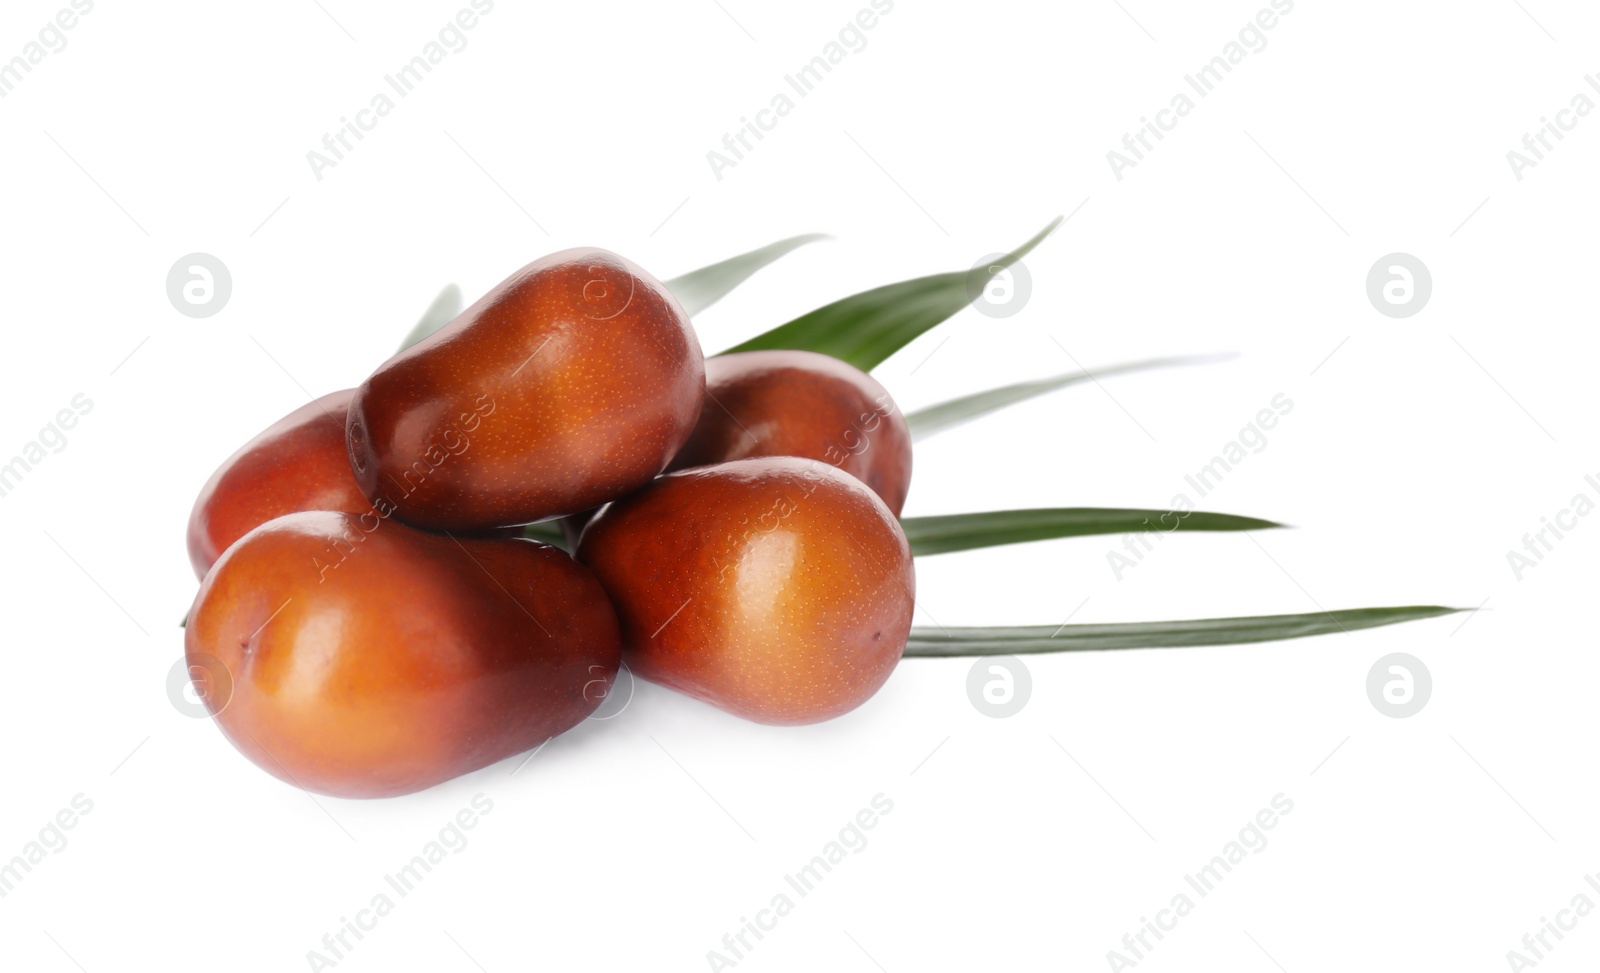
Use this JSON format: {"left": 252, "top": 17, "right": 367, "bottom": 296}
{"left": 576, "top": 457, "right": 915, "bottom": 725}
{"left": 346, "top": 249, "right": 704, "bottom": 530}
{"left": 669, "top": 350, "right": 913, "bottom": 516}
{"left": 185, "top": 511, "right": 620, "bottom": 798}
{"left": 186, "top": 390, "right": 371, "bottom": 580}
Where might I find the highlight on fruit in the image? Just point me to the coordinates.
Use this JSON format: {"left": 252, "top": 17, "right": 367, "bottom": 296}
{"left": 180, "top": 222, "right": 1466, "bottom": 798}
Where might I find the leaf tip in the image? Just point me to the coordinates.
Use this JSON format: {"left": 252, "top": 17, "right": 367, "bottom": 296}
{"left": 982, "top": 217, "right": 1069, "bottom": 276}
{"left": 1011, "top": 216, "right": 1065, "bottom": 262}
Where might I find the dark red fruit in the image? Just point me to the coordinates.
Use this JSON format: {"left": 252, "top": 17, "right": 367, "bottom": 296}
{"left": 185, "top": 511, "right": 620, "bottom": 798}
{"left": 670, "top": 350, "right": 912, "bottom": 515}
{"left": 577, "top": 457, "right": 915, "bottom": 725}
{"left": 186, "top": 390, "right": 371, "bottom": 579}
{"left": 346, "top": 249, "right": 704, "bottom": 530}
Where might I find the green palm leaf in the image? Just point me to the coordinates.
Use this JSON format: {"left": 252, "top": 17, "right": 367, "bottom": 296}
{"left": 905, "top": 354, "right": 1235, "bottom": 441}
{"left": 400, "top": 235, "right": 825, "bottom": 352}
{"left": 902, "top": 606, "right": 1462, "bottom": 657}
{"left": 397, "top": 283, "right": 463, "bottom": 352}
{"left": 720, "top": 217, "right": 1063, "bottom": 371}
{"left": 521, "top": 521, "right": 567, "bottom": 546}
{"left": 902, "top": 507, "right": 1278, "bottom": 557}
{"left": 666, "top": 234, "right": 830, "bottom": 316}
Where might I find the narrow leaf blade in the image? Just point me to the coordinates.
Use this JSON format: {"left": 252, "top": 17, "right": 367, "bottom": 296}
{"left": 906, "top": 353, "right": 1236, "bottom": 441}
{"left": 521, "top": 521, "right": 567, "bottom": 547}
{"left": 398, "top": 283, "right": 463, "bottom": 352}
{"left": 903, "top": 606, "right": 1463, "bottom": 657}
{"left": 666, "top": 234, "right": 830, "bottom": 316}
{"left": 720, "top": 217, "right": 1063, "bottom": 371}
{"left": 901, "top": 507, "right": 1280, "bottom": 557}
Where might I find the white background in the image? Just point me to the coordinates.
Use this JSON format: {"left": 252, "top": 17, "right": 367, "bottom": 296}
{"left": 1, "top": 1, "right": 1596, "bottom": 970}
